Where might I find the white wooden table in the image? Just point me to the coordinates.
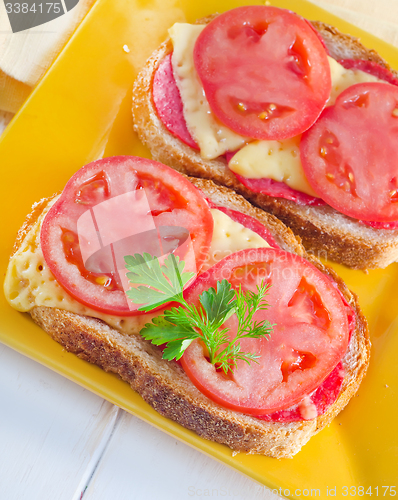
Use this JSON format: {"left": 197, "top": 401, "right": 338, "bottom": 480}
{"left": 0, "top": 343, "right": 280, "bottom": 500}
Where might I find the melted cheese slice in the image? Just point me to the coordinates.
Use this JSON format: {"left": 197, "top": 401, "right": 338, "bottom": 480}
{"left": 4, "top": 203, "right": 270, "bottom": 336}
{"left": 3, "top": 197, "right": 157, "bottom": 335}
{"left": 227, "top": 60, "right": 382, "bottom": 190}
{"left": 169, "top": 23, "right": 249, "bottom": 160}
{"left": 228, "top": 136, "right": 318, "bottom": 197}
{"left": 169, "top": 24, "right": 383, "bottom": 194}
{"left": 328, "top": 56, "right": 381, "bottom": 106}
{"left": 203, "top": 209, "right": 270, "bottom": 270}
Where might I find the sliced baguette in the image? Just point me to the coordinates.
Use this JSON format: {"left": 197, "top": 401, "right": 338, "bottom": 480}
{"left": 11, "top": 177, "right": 370, "bottom": 459}
{"left": 131, "top": 20, "right": 398, "bottom": 270}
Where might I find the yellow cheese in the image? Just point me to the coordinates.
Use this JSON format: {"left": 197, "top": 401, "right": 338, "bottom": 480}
{"left": 4, "top": 204, "right": 270, "bottom": 335}
{"left": 168, "top": 24, "right": 383, "bottom": 196}
{"left": 228, "top": 136, "right": 318, "bottom": 197}
{"left": 227, "top": 59, "right": 382, "bottom": 195}
{"left": 328, "top": 56, "right": 380, "bottom": 106}
{"left": 169, "top": 23, "right": 249, "bottom": 161}
{"left": 3, "top": 197, "right": 157, "bottom": 335}
{"left": 203, "top": 209, "right": 270, "bottom": 270}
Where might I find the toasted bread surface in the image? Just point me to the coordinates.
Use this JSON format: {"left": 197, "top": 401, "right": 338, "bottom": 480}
{"left": 131, "top": 21, "right": 398, "bottom": 270}
{"left": 11, "top": 177, "right": 370, "bottom": 458}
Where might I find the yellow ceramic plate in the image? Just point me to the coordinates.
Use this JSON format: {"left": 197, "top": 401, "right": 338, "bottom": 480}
{"left": 1, "top": 0, "right": 398, "bottom": 497}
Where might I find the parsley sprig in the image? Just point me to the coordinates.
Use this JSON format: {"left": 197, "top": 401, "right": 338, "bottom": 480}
{"left": 125, "top": 253, "right": 273, "bottom": 374}
{"left": 125, "top": 253, "right": 194, "bottom": 312}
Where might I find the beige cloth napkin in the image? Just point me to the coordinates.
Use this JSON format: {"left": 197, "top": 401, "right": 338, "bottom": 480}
{"left": 0, "top": 0, "right": 95, "bottom": 118}
{"left": 313, "top": 0, "right": 398, "bottom": 47}
{"left": 1, "top": 0, "right": 398, "bottom": 133}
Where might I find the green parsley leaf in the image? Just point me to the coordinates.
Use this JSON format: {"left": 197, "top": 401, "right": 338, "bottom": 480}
{"left": 125, "top": 253, "right": 195, "bottom": 312}
{"left": 162, "top": 338, "right": 197, "bottom": 362}
{"left": 199, "top": 279, "right": 236, "bottom": 328}
{"left": 140, "top": 313, "right": 200, "bottom": 360}
{"left": 124, "top": 253, "right": 274, "bottom": 373}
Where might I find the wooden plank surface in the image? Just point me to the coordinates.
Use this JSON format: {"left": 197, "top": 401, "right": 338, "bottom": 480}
{"left": 0, "top": 343, "right": 118, "bottom": 500}
{"left": 0, "top": 343, "right": 278, "bottom": 499}
{"left": 82, "top": 410, "right": 278, "bottom": 500}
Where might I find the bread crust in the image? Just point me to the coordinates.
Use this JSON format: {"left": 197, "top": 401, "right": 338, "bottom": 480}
{"left": 13, "top": 177, "right": 370, "bottom": 458}
{"left": 131, "top": 21, "right": 398, "bottom": 270}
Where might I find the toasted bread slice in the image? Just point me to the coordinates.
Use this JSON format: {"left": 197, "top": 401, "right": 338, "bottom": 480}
{"left": 131, "top": 20, "right": 398, "bottom": 270}
{"left": 7, "top": 177, "right": 370, "bottom": 459}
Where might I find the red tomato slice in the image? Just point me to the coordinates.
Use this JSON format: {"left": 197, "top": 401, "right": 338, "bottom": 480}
{"left": 193, "top": 6, "right": 331, "bottom": 141}
{"left": 304, "top": 19, "right": 329, "bottom": 55}
{"left": 257, "top": 362, "right": 344, "bottom": 422}
{"left": 301, "top": 82, "right": 398, "bottom": 222}
{"left": 181, "top": 248, "right": 349, "bottom": 415}
{"left": 41, "top": 156, "right": 213, "bottom": 315}
{"left": 360, "top": 219, "right": 398, "bottom": 229}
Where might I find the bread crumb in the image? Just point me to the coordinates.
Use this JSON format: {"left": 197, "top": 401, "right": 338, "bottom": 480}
{"left": 385, "top": 384, "right": 389, "bottom": 388}
{"left": 123, "top": 45, "right": 130, "bottom": 53}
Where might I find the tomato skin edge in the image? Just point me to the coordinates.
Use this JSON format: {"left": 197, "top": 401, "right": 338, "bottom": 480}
{"left": 180, "top": 248, "right": 350, "bottom": 415}
{"left": 40, "top": 156, "right": 214, "bottom": 316}
{"left": 193, "top": 6, "right": 332, "bottom": 141}
{"left": 300, "top": 83, "right": 398, "bottom": 223}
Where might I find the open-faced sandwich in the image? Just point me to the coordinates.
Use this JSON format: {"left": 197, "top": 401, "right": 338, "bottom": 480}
{"left": 132, "top": 5, "right": 398, "bottom": 270}
{"left": 4, "top": 156, "right": 370, "bottom": 458}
